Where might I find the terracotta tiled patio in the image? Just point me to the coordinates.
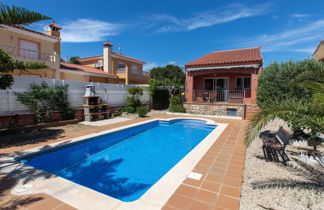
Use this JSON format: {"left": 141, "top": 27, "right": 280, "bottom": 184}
{"left": 0, "top": 114, "right": 248, "bottom": 210}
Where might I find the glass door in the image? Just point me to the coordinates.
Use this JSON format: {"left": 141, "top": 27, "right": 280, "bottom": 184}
{"left": 214, "top": 78, "right": 228, "bottom": 102}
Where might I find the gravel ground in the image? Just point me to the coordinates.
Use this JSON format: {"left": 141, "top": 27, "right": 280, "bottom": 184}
{"left": 240, "top": 119, "right": 324, "bottom": 210}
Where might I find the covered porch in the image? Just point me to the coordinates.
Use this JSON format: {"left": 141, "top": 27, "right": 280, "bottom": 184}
{"left": 185, "top": 67, "right": 259, "bottom": 105}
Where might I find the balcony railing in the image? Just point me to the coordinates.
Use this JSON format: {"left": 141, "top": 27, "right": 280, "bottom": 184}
{"left": 131, "top": 70, "right": 150, "bottom": 77}
{"left": 193, "top": 90, "right": 245, "bottom": 104}
{"left": 117, "top": 68, "right": 126, "bottom": 73}
{"left": 0, "top": 44, "right": 57, "bottom": 62}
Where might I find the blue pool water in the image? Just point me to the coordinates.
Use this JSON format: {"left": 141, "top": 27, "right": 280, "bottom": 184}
{"left": 20, "top": 119, "right": 216, "bottom": 202}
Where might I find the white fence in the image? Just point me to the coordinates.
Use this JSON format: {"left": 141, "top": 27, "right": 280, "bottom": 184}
{"left": 0, "top": 76, "right": 150, "bottom": 115}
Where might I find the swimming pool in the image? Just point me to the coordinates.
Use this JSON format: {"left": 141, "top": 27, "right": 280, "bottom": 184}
{"left": 20, "top": 119, "right": 216, "bottom": 202}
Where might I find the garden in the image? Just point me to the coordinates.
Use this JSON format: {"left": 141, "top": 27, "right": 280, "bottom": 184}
{"left": 241, "top": 59, "right": 324, "bottom": 209}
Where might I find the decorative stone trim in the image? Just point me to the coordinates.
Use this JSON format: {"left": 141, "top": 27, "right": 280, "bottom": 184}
{"left": 183, "top": 103, "right": 245, "bottom": 118}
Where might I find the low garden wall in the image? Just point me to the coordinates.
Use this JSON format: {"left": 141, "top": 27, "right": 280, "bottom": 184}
{"left": 183, "top": 103, "right": 245, "bottom": 118}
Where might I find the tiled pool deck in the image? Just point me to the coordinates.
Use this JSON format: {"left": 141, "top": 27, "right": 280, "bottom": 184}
{"left": 0, "top": 114, "right": 248, "bottom": 210}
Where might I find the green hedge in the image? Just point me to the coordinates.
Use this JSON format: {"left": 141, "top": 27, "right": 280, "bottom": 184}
{"left": 257, "top": 60, "right": 314, "bottom": 108}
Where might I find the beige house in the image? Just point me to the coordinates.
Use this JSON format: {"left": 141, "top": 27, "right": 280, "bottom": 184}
{"left": 78, "top": 42, "right": 150, "bottom": 84}
{"left": 0, "top": 22, "right": 61, "bottom": 78}
{"left": 313, "top": 40, "right": 324, "bottom": 62}
{"left": 1, "top": 22, "right": 147, "bottom": 84}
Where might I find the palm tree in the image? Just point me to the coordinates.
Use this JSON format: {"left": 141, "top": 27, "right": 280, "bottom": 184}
{"left": 246, "top": 63, "right": 324, "bottom": 146}
{"left": 0, "top": 3, "right": 50, "bottom": 25}
{"left": 0, "top": 3, "right": 51, "bottom": 89}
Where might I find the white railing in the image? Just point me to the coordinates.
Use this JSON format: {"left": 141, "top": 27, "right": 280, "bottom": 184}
{"left": 0, "top": 76, "right": 150, "bottom": 115}
{"left": 0, "top": 44, "right": 57, "bottom": 62}
{"left": 117, "top": 68, "right": 126, "bottom": 73}
{"left": 131, "top": 71, "right": 150, "bottom": 77}
{"left": 193, "top": 90, "right": 245, "bottom": 104}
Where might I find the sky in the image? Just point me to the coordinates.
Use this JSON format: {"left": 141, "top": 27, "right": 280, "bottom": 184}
{"left": 4, "top": 0, "right": 324, "bottom": 70}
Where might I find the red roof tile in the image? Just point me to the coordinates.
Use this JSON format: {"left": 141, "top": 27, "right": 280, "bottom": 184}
{"left": 185, "top": 47, "right": 262, "bottom": 68}
{"left": 78, "top": 53, "right": 145, "bottom": 64}
{"left": 3, "top": 24, "right": 60, "bottom": 40}
{"left": 60, "top": 62, "right": 117, "bottom": 77}
{"left": 103, "top": 42, "right": 113, "bottom": 46}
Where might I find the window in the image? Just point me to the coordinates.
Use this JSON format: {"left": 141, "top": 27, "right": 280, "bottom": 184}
{"left": 19, "top": 39, "right": 39, "bottom": 59}
{"left": 236, "top": 77, "right": 251, "bottom": 89}
{"left": 132, "top": 65, "right": 139, "bottom": 71}
{"left": 118, "top": 63, "right": 126, "bottom": 69}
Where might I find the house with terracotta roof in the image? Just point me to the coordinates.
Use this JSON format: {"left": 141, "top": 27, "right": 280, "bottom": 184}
{"left": 78, "top": 42, "right": 149, "bottom": 84}
{"left": 313, "top": 40, "right": 324, "bottom": 62}
{"left": 184, "top": 47, "right": 262, "bottom": 119}
{"left": 0, "top": 21, "right": 61, "bottom": 78}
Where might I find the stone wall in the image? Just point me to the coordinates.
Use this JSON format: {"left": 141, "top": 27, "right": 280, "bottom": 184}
{"left": 183, "top": 103, "right": 245, "bottom": 118}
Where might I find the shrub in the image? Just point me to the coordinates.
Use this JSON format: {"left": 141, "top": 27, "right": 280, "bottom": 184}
{"left": 257, "top": 60, "right": 315, "bottom": 109}
{"left": 151, "top": 88, "right": 169, "bottom": 110}
{"left": 137, "top": 106, "right": 148, "bottom": 117}
{"left": 126, "top": 96, "right": 141, "bottom": 108}
{"left": 16, "top": 82, "right": 74, "bottom": 124}
{"left": 121, "top": 106, "right": 135, "bottom": 113}
{"left": 170, "top": 96, "right": 181, "bottom": 106}
{"left": 128, "top": 87, "right": 143, "bottom": 96}
{"left": 169, "top": 104, "right": 186, "bottom": 113}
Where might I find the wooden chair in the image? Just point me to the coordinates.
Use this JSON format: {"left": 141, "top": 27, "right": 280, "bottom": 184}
{"left": 260, "top": 127, "right": 291, "bottom": 165}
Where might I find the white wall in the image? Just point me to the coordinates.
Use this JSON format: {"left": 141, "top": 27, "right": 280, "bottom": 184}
{"left": 0, "top": 76, "right": 150, "bottom": 115}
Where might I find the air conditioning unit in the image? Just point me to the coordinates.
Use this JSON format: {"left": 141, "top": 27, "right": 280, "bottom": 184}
{"left": 94, "top": 60, "right": 103, "bottom": 68}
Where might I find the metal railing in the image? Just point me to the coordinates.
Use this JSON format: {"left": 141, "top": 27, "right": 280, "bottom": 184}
{"left": 193, "top": 90, "right": 245, "bottom": 104}
{"left": 0, "top": 44, "right": 57, "bottom": 62}
{"left": 131, "top": 70, "right": 150, "bottom": 77}
{"left": 117, "top": 68, "right": 126, "bottom": 73}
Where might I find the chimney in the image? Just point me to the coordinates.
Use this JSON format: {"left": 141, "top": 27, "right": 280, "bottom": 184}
{"left": 47, "top": 20, "right": 62, "bottom": 55}
{"left": 103, "top": 42, "right": 113, "bottom": 74}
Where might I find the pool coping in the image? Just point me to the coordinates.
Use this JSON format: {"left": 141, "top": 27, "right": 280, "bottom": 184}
{"left": 0, "top": 117, "right": 227, "bottom": 210}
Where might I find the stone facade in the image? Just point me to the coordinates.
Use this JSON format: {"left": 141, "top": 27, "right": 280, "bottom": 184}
{"left": 183, "top": 103, "right": 245, "bottom": 118}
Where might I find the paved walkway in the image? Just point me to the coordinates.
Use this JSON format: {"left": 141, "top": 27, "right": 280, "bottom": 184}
{"left": 0, "top": 114, "right": 248, "bottom": 210}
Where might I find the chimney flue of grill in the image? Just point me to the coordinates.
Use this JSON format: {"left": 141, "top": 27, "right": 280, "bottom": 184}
{"left": 84, "top": 85, "right": 96, "bottom": 96}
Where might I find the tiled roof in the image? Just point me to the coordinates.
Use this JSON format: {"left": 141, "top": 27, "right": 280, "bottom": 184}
{"left": 77, "top": 55, "right": 103, "bottom": 62}
{"left": 60, "top": 62, "right": 117, "bottom": 77}
{"left": 78, "top": 53, "right": 145, "bottom": 64}
{"left": 103, "top": 42, "right": 113, "bottom": 46}
{"left": 112, "top": 53, "right": 146, "bottom": 64}
{"left": 4, "top": 24, "right": 60, "bottom": 40}
{"left": 185, "top": 47, "right": 262, "bottom": 68}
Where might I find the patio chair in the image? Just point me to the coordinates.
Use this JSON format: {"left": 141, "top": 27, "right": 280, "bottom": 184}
{"left": 260, "top": 127, "right": 291, "bottom": 165}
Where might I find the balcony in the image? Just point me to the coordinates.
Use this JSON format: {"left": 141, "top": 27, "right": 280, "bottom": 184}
{"left": 193, "top": 90, "right": 246, "bottom": 104}
{"left": 0, "top": 44, "right": 58, "bottom": 63}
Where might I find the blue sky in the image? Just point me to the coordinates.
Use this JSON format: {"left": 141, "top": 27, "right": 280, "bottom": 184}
{"left": 4, "top": 0, "right": 324, "bottom": 70}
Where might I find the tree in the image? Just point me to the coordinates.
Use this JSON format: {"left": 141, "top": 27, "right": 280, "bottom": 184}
{"left": 68, "top": 56, "right": 81, "bottom": 64}
{"left": 247, "top": 60, "right": 324, "bottom": 147}
{"left": 149, "top": 65, "right": 185, "bottom": 107}
{"left": 149, "top": 64, "right": 185, "bottom": 84}
{"left": 0, "top": 3, "right": 51, "bottom": 89}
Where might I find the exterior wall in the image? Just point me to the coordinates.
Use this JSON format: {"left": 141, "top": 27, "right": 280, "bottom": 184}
{"left": 79, "top": 56, "right": 148, "bottom": 84}
{"left": 11, "top": 68, "right": 56, "bottom": 78}
{"left": 185, "top": 67, "right": 261, "bottom": 105}
{"left": 60, "top": 72, "right": 119, "bottom": 83}
{"left": 0, "top": 27, "right": 60, "bottom": 78}
{"left": 313, "top": 42, "right": 324, "bottom": 61}
{"left": 183, "top": 103, "right": 245, "bottom": 118}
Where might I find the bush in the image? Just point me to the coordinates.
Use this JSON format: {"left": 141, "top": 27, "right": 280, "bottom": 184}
{"left": 16, "top": 82, "right": 74, "bottom": 124}
{"left": 128, "top": 87, "right": 143, "bottom": 96}
{"left": 169, "top": 104, "right": 186, "bottom": 113}
{"left": 137, "top": 106, "right": 148, "bottom": 117}
{"left": 257, "top": 60, "right": 315, "bottom": 109}
{"left": 170, "top": 96, "right": 181, "bottom": 106}
{"left": 121, "top": 106, "right": 136, "bottom": 113}
{"left": 127, "top": 96, "right": 141, "bottom": 108}
{"left": 151, "top": 88, "right": 169, "bottom": 109}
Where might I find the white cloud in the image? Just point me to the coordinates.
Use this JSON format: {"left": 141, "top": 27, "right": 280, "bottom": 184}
{"left": 239, "top": 19, "right": 324, "bottom": 53}
{"left": 60, "top": 19, "right": 124, "bottom": 43}
{"left": 292, "top": 13, "right": 309, "bottom": 18}
{"left": 148, "top": 3, "right": 272, "bottom": 33}
{"left": 143, "top": 61, "right": 178, "bottom": 71}
{"left": 143, "top": 62, "right": 159, "bottom": 71}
